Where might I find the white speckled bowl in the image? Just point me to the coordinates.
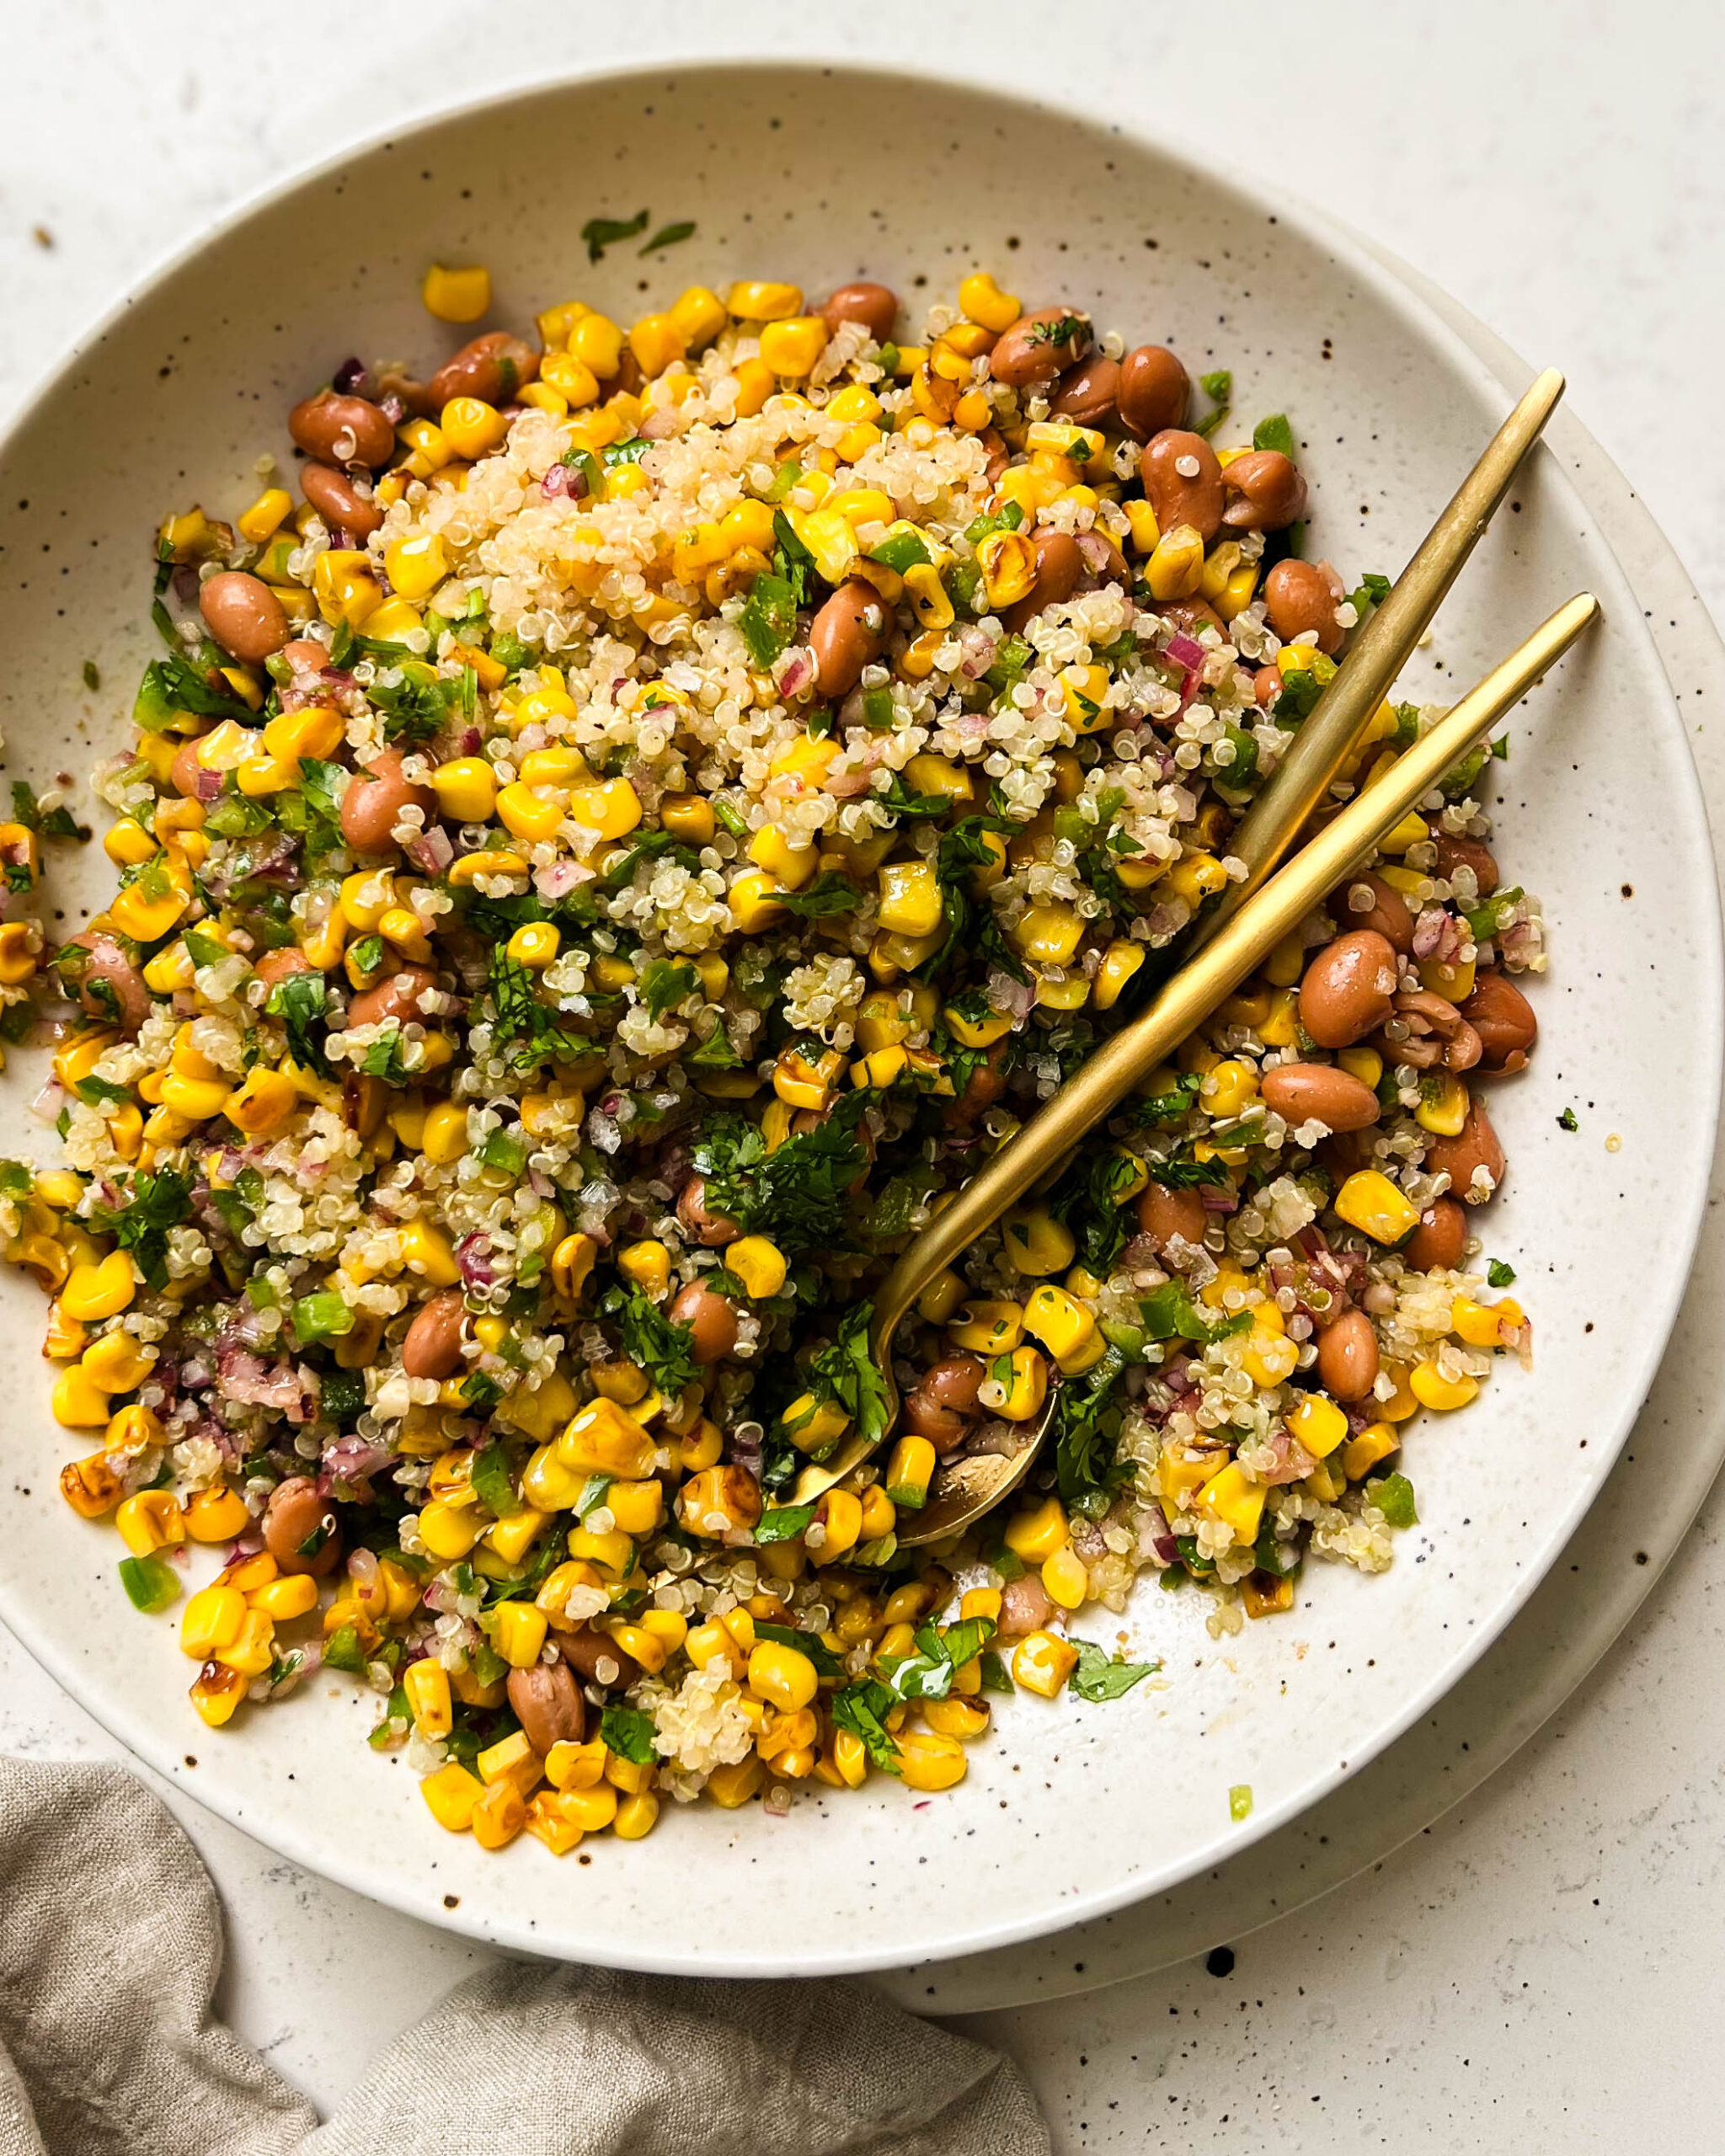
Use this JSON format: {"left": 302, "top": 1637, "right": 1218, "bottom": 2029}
{"left": 0, "top": 61, "right": 1716, "bottom": 1977}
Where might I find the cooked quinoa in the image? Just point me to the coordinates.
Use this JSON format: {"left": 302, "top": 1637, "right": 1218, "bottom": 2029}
{"left": 6, "top": 261, "right": 1539, "bottom": 1854}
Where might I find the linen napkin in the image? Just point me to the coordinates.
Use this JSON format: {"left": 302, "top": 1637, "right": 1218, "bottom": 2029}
{"left": 0, "top": 1758, "right": 1048, "bottom": 2156}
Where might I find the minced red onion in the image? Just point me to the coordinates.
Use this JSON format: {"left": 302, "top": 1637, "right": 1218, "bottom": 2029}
{"left": 332, "top": 357, "right": 371, "bottom": 397}
{"left": 1166, "top": 632, "right": 1206, "bottom": 670}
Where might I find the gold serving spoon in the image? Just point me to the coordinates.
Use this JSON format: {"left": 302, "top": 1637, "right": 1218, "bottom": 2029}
{"left": 784, "top": 592, "right": 1596, "bottom": 1541}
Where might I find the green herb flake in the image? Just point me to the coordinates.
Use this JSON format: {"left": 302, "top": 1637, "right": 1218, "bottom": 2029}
{"left": 1487, "top": 1258, "right": 1517, "bottom": 1289}
{"left": 598, "top": 1283, "right": 698, "bottom": 1396}
{"left": 831, "top": 1678, "right": 902, "bottom": 1775}
{"left": 1557, "top": 1106, "right": 1579, "bottom": 1132}
{"left": 471, "top": 1443, "right": 523, "bottom": 1519}
{"left": 754, "top": 1502, "right": 816, "bottom": 1545}
{"left": 599, "top": 1703, "right": 660, "bottom": 1764}
{"left": 639, "top": 219, "right": 697, "bottom": 256}
{"left": 1252, "top": 413, "right": 1295, "bottom": 456}
{"left": 1069, "top": 1639, "right": 1158, "bottom": 1702}
{"left": 1370, "top": 1471, "right": 1418, "bottom": 1529}
{"left": 581, "top": 210, "right": 649, "bottom": 263}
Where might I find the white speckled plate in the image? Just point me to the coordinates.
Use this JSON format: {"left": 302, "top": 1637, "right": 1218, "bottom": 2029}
{"left": 0, "top": 61, "right": 1715, "bottom": 1977}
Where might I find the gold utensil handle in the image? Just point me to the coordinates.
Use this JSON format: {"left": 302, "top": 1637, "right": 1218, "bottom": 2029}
{"left": 865, "top": 592, "right": 1597, "bottom": 1385}
{"left": 1195, "top": 367, "right": 1565, "bottom": 942}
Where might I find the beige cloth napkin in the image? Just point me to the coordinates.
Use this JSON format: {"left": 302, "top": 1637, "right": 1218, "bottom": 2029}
{"left": 0, "top": 1758, "right": 1047, "bottom": 2156}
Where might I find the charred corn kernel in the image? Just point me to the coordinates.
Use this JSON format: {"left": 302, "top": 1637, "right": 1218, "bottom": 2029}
{"left": 491, "top": 1600, "right": 549, "bottom": 1670}
{"left": 950, "top": 1299, "right": 1024, "bottom": 1355}
{"left": 419, "top": 1761, "right": 485, "bottom": 1833}
{"left": 810, "top": 1489, "right": 863, "bottom": 1563}
{"left": 115, "top": 1490, "right": 184, "bottom": 1557}
{"left": 873, "top": 860, "right": 943, "bottom": 939}
{"left": 1342, "top": 1422, "right": 1400, "bottom": 1482}
{"left": 312, "top": 548, "right": 382, "bottom": 628}
{"left": 180, "top": 1583, "right": 245, "bottom": 1659}
{"left": 1023, "top": 1283, "right": 1099, "bottom": 1364}
{"left": 421, "top": 263, "right": 490, "bottom": 322}
{"left": 1416, "top": 1071, "right": 1471, "bottom": 1137}
{"left": 628, "top": 311, "right": 686, "bottom": 377}
{"left": 1205, "top": 1059, "right": 1260, "bottom": 1118}
{"left": 1165, "top": 851, "right": 1229, "bottom": 910}
{"left": 222, "top": 1067, "right": 297, "bottom": 1138}
{"left": 888, "top": 558, "right": 950, "bottom": 632}
{"left": 1012, "top": 1630, "right": 1079, "bottom": 1698}
{"left": 1146, "top": 522, "right": 1205, "bottom": 601}
{"left": 1338, "top": 1044, "right": 1383, "bottom": 1090}
{"left": 1335, "top": 1169, "right": 1421, "bottom": 1246}
{"left": 976, "top": 528, "right": 1037, "bottom": 609}
{"left": 1011, "top": 902, "right": 1083, "bottom": 966}
{"left": 59, "top": 1451, "right": 124, "bottom": 1516}
{"left": 184, "top": 1485, "right": 248, "bottom": 1542}
{"left": 748, "top": 1639, "right": 820, "bottom": 1712}
{"left": 728, "top": 867, "right": 788, "bottom": 933}
{"left": 727, "top": 1235, "right": 788, "bottom": 1300}
{"left": 188, "top": 1662, "right": 248, "bottom": 1726}
{"left": 957, "top": 270, "right": 1020, "bottom": 332}
{"left": 1007, "top": 1497, "right": 1071, "bottom": 1566}
{"left": 1243, "top": 1571, "right": 1295, "bottom": 1619}
{"left": 1288, "top": 1391, "right": 1348, "bottom": 1460}
{"left": 249, "top": 1573, "right": 318, "bottom": 1622}
{"left": 470, "top": 1780, "right": 528, "bottom": 1850}
{"left": 61, "top": 1250, "right": 136, "bottom": 1322}
{"left": 439, "top": 396, "right": 510, "bottom": 461}
{"left": 1410, "top": 1360, "right": 1478, "bottom": 1411}
{"left": 237, "top": 486, "right": 292, "bottom": 544}
{"left": 419, "top": 1497, "right": 484, "bottom": 1561}
{"left": 617, "top": 1238, "right": 671, "bottom": 1299}
{"left": 1001, "top": 1208, "right": 1076, "bottom": 1277}
{"left": 1452, "top": 1293, "right": 1524, "bottom": 1348}
{"left": 1041, "top": 1545, "right": 1089, "bottom": 1612}
{"left": 556, "top": 1396, "right": 657, "bottom": 1480}
{"left": 53, "top": 1366, "right": 112, "bottom": 1427}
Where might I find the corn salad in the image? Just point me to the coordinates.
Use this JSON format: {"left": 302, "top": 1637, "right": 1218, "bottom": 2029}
{"left": 3, "top": 261, "right": 1541, "bottom": 1857}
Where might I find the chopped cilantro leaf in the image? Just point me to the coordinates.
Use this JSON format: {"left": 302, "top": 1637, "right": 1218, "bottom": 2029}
{"left": 581, "top": 210, "right": 649, "bottom": 262}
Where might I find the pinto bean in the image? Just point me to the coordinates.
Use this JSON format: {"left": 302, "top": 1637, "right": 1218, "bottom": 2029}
{"left": 1253, "top": 666, "right": 1284, "bottom": 708}
{"left": 562, "top": 1622, "right": 641, "bottom": 1691}
{"left": 996, "top": 1574, "right": 1056, "bottom": 1640}
{"left": 1422, "top": 1097, "right": 1506, "bottom": 1203}
{"left": 1260, "top": 1062, "right": 1381, "bottom": 1134}
{"left": 1220, "top": 450, "right": 1308, "bottom": 532}
{"left": 507, "top": 1662, "right": 585, "bottom": 1754}
{"left": 346, "top": 962, "right": 436, "bottom": 1031}
{"left": 301, "top": 462, "right": 382, "bottom": 541}
{"left": 281, "top": 638, "right": 331, "bottom": 675}
{"left": 1002, "top": 526, "right": 1085, "bottom": 633}
{"left": 1299, "top": 930, "right": 1400, "bottom": 1048}
{"left": 59, "top": 930, "right": 151, "bottom": 1037}
{"left": 254, "top": 947, "right": 311, "bottom": 989}
{"left": 669, "top": 1283, "right": 740, "bottom": 1364}
{"left": 1316, "top": 1308, "right": 1380, "bottom": 1401}
{"left": 1434, "top": 833, "right": 1499, "bottom": 897}
{"left": 986, "top": 307, "right": 1092, "bottom": 389}
{"left": 288, "top": 392, "right": 395, "bottom": 468}
{"left": 809, "top": 579, "right": 889, "bottom": 698}
{"left": 675, "top": 1176, "right": 738, "bottom": 1247}
{"left": 817, "top": 281, "right": 899, "bottom": 343}
{"left": 903, "top": 1354, "right": 986, "bottom": 1454}
{"left": 1459, "top": 973, "right": 1537, "bottom": 1073}
{"left": 402, "top": 1288, "right": 466, "bottom": 1380}
{"left": 425, "top": 331, "right": 540, "bottom": 412}
{"left": 1385, "top": 988, "right": 1482, "bottom": 1074}
{"left": 943, "top": 1038, "right": 1009, "bottom": 1127}
{"left": 343, "top": 1072, "right": 387, "bottom": 1141}
{"left": 1263, "top": 558, "right": 1344, "bottom": 654}
{"left": 1136, "top": 1182, "right": 1210, "bottom": 1252}
{"left": 1050, "top": 354, "right": 1120, "bottom": 429}
{"left": 199, "top": 570, "right": 289, "bottom": 663}
{"left": 1405, "top": 1195, "right": 1468, "bottom": 1271}
{"left": 1160, "top": 597, "right": 1226, "bottom": 638}
{"left": 1116, "top": 344, "right": 1190, "bottom": 440}
{"left": 1140, "top": 429, "right": 1225, "bottom": 543}
{"left": 339, "top": 748, "right": 434, "bottom": 854}
{"left": 1328, "top": 869, "right": 1413, "bottom": 953}
{"left": 263, "top": 1476, "right": 341, "bottom": 1577}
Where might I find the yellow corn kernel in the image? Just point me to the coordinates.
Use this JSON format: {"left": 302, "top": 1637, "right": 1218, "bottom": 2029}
{"left": 53, "top": 1365, "right": 114, "bottom": 1428}
{"left": 397, "top": 1219, "right": 458, "bottom": 1287}
{"left": 603, "top": 1789, "right": 657, "bottom": 1840}
{"left": 975, "top": 528, "right": 1036, "bottom": 610}
{"left": 1342, "top": 1422, "right": 1401, "bottom": 1482}
{"left": 470, "top": 1780, "right": 528, "bottom": 1850}
{"left": 102, "top": 820, "right": 156, "bottom": 873}
{"left": 490, "top": 782, "right": 558, "bottom": 846}
{"left": 44, "top": 1305, "right": 88, "bottom": 1362}
{"left": 184, "top": 1485, "right": 248, "bottom": 1543}
{"left": 958, "top": 271, "right": 1021, "bottom": 331}
{"left": 1452, "top": 1292, "right": 1524, "bottom": 1348}
{"left": 1011, "top": 902, "right": 1083, "bottom": 966}
{"left": 1164, "top": 851, "right": 1229, "bottom": 910}
{"left": 249, "top": 1573, "right": 318, "bottom": 1622}
{"left": 728, "top": 867, "right": 788, "bottom": 934}
{"left": 419, "top": 1102, "right": 467, "bottom": 1167}
{"left": 382, "top": 531, "right": 450, "bottom": 603}
{"left": 109, "top": 875, "right": 189, "bottom": 945}
{"left": 1012, "top": 1630, "right": 1079, "bottom": 1699}
{"left": 421, "top": 263, "right": 490, "bottom": 323}
{"left": 1055, "top": 661, "right": 1110, "bottom": 735}
{"left": 237, "top": 486, "right": 293, "bottom": 544}
{"left": 1082, "top": 938, "right": 1146, "bottom": 1015}
{"left": 950, "top": 1299, "right": 1024, "bottom": 1355}
{"left": 1237, "top": 1305, "right": 1298, "bottom": 1387}
{"left": 1146, "top": 522, "right": 1205, "bottom": 601}
{"left": 727, "top": 279, "right": 803, "bottom": 322}
{"left": 1415, "top": 1072, "right": 1471, "bottom": 1138}
{"left": 418, "top": 1495, "right": 484, "bottom": 1561}
{"left": 1004, "top": 1497, "right": 1069, "bottom": 1568}
{"left": 486, "top": 1599, "right": 546, "bottom": 1671}
{"left": 446, "top": 848, "right": 529, "bottom": 889}
{"left": 1257, "top": 989, "right": 1300, "bottom": 1049}
{"left": 1338, "top": 1043, "right": 1383, "bottom": 1089}
{"left": 439, "top": 396, "right": 510, "bottom": 461}
{"left": 419, "top": 1761, "right": 484, "bottom": 1833}
{"left": 484, "top": 1508, "right": 548, "bottom": 1568}
{"left": 600, "top": 1480, "right": 661, "bottom": 1539}
{"left": 1288, "top": 1391, "right": 1348, "bottom": 1460}
{"left": 981, "top": 1348, "right": 1047, "bottom": 1424}
{"left": 225, "top": 1067, "right": 298, "bottom": 1139}
{"left": 1204, "top": 1059, "right": 1260, "bottom": 1119}
{"left": 115, "top": 1489, "right": 184, "bottom": 1557}
{"left": 810, "top": 1489, "right": 863, "bottom": 1564}
{"left": 725, "top": 1235, "right": 788, "bottom": 1301}
{"left": 1041, "top": 1545, "right": 1089, "bottom": 1613}
{"left": 1218, "top": 562, "right": 1260, "bottom": 619}
{"left": 562, "top": 316, "right": 621, "bottom": 382}
{"left": 865, "top": 859, "right": 940, "bottom": 940}
{"left": 1001, "top": 1207, "right": 1076, "bottom": 1277}
{"left": 1194, "top": 1461, "right": 1267, "bottom": 1544}
{"left": 628, "top": 311, "right": 686, "bottom": 378}
{"left": 180, "top": 1582, "right": 246, "bottom": 1660}
{"left": 563, "top": 777, "right": 641, "bottom": 842}
{"left": 187, "top": 1662, "right": 249, "bottom": 1727}
{"left": 556, "top": 1396, "right": 657, "bottom": 1481}
{"left": 312, "top": 547, "right": 382, "bottom": 629}
{"left": 747, "top": 1639, "right": 820, "bottom": 1713}
{"left": 501, "top": 921, "right": 559, "bottom": 974}
{"left": 1022, "top": 1283, "right": 1098, "bottom": 1364}
{"left": 60, "top": 1250, "right": 136, "bottom": 1323}
{"left": 656, "top": 286, "right": 724, "bottom": 356}
{"left": 1409, "top": 1360, "right": 1478, "bottom": 1411}
{"left": 614, "top": 1237, "right": 670, "bottom": 1299}
{"left": 887, "top": 1728, "right": 964, "bottom": 1792}
{"left": 1334, "top": 1169, "right": 1421, "bottom": 1246}
{"left": 395, "top": 1661, "right": 453, "bottom": 1745}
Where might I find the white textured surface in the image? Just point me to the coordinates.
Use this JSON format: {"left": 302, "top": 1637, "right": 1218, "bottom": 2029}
{"left": 3, "top": 3, "right": 1724, "bottom": 2144}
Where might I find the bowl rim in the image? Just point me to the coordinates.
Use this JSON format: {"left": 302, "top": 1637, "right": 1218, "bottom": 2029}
{"left": 2, "top": 52, "right": 1719, "bottom": 1977}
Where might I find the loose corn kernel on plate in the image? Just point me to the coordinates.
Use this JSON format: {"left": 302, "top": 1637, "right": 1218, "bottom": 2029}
{"left": 0, "top": 64, "right": 1714, "bottom": 1977}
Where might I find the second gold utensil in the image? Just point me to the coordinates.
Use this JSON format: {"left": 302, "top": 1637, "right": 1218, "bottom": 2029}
{"left": 788, "top": 593, "right": 1599, "bottom": 1532}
